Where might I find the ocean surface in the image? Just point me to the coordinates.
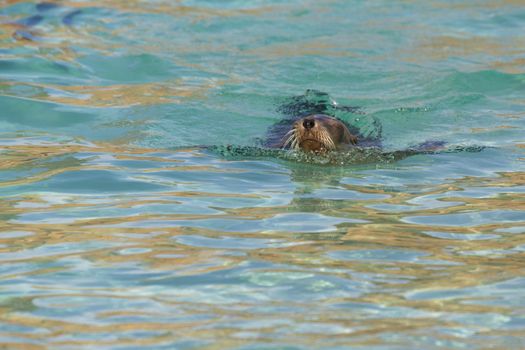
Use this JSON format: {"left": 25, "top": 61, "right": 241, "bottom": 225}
{"left": 1, "top": 1, "right": 524, "bottom": 349}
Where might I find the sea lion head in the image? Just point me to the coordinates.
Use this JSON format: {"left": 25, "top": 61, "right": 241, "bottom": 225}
{"left": 280, "top": 114, "right": 357, "bottom": 153}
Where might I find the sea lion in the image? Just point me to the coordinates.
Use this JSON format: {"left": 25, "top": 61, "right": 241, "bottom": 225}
{"left": 263, "top": 90, "right": 382, "bottom": 155}
{"left": 278, "top": 114, "right": 358, "bottom": 153}
{"left": 208, "top": 91, "right": 483, "bottom": 165}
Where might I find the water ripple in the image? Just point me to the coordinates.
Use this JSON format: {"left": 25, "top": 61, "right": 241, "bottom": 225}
{"left": 1, "top": 0, "right": 525, "bottom": 348}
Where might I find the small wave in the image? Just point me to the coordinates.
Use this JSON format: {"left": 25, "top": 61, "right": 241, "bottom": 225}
{"left": 206, "top": 144, "right": 485, "bottom": 166}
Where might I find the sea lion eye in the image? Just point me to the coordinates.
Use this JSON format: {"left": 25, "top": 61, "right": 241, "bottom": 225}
{"left": 303, "top": 119, "right": 315, "bottom": 130}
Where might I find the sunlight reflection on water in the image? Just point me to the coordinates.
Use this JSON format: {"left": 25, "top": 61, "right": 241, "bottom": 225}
{"left": 0, "top": 0, "right": 525, "bottom": 349}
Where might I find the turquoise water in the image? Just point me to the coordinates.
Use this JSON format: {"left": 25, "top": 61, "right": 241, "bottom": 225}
{"left": 1, "top": 1, "right": 525, "bottom": 349}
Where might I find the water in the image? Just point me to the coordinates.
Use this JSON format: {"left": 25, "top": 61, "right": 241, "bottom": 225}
{"left": 1, "top": 1, "right": 524, "bottom": 349}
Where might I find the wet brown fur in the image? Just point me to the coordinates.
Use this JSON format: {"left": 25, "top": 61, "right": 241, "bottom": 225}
{"left": 279, "top": 114, "right": 358, "bottom": 153}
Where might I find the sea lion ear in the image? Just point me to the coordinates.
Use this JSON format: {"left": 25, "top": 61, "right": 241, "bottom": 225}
{"left": 341, "top": 126, "right": 358, "bottom": 145}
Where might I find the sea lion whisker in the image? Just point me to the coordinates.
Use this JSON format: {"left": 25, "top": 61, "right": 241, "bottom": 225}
{"left": 319, "top": 133, "right": 326, "bottom": 147}
{"left": 283, "top": 128, "right": 300, "bottom": 148}
{"left": 322, "top": 129, "right": 336, "bottom": 150}
{"left": 283, "top": 129, "right": 295, "bottom": 138}
{"left": 327, "top": 136, "right": 336, "bottom": 150}
{"left": 318, "top": 131, "right": 328, "bottom": 147}
{"left": 282, "top": 133, "right": 295, "bottom": 148}
{"left": 291, "top": 136, "right": 299, "bottom": 150}
{"left": 290, "top": 132, "right": 303, "bottom": 150}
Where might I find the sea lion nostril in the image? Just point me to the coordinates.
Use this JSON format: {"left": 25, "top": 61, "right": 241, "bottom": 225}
{"left": 303, "top": 119, "right": 315, "bottom": 129}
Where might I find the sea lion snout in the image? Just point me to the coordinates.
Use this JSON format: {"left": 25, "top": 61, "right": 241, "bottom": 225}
{"left": 280, "top": 114, "right": 358, "bottom": 153}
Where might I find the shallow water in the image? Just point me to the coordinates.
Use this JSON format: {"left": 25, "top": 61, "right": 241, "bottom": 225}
{"left": 1, "top": 1, "right": 525, "bottom": 349}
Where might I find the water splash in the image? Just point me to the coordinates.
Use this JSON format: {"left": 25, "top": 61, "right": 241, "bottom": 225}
{"left": 206, "top": 144, "right": 485, "bottom": 166}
